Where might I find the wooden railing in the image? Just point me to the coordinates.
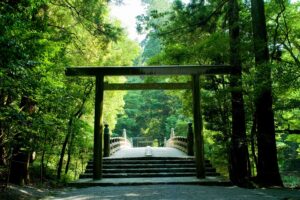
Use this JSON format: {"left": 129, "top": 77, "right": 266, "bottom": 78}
{"left": 109, "top": 137, "right": 132, "bottom": 155}
{"left": 104, "top": 125, "right": 132, "bottom": 157}
{"left": 166, "top": 123, "right": 194, "bottom": 156}
{"left": 166, "top": 136, "right": 188, "bottom": 153}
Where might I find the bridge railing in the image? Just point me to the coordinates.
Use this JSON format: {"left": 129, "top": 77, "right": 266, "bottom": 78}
{"left": 104, "top": 125, "right": 132, "bottom": 157}
{"left": 166, "top": 123, "right": 194, "bottom": 156}
{"left": 109, "top": 136, "right": 132, "bottom": 155}
{"left": 166, "top": 136, "right": 188, "bottom": 153}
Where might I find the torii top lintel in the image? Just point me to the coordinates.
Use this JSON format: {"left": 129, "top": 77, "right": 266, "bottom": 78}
{"left": 65, "top": 65, "right": 233, "bottom": 76}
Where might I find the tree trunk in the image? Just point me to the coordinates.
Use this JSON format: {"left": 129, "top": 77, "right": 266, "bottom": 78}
{"left": 250, "top": 113, "right": 258, "bottom": 169}
{"left": 64, "top": 145, "right": 71, "bottom": 175}
{"left": 9, "top": 96, "right": 36, "bottom": 185}
{"left": 57, "top": 117, "right": 73, "bottom": 180}
{"left": 57, "top": 82, "right": 93, "bottom": 179}
{"left": 228, "top": 0, "right": 250, "bottom": 186}
{"left": 0, "top": 92, "right": 9, "bottom": 166}
{"left": 9, "top": 149, "right": 31, "bottom": 185}
{"left": 40, "top": 148, "right": 45, "bottom": 183}
{"left": 250, "top": 0, "right": 283, "bottom": 187}
{"left": 0, "top": 126, "right": 6, "bottom": 166}
{"left": 40, "top": 131, "right": 48, "bottom": 183}
{"left": 65, "top": 132, "right": 75, "bottom": 174}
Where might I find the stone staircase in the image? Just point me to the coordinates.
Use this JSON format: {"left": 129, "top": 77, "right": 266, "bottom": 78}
{"left": 80, "top": 157, "right": 220, "bottom": 179}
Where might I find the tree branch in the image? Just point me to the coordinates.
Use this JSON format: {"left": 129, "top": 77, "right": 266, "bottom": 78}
{"left": 270, "top": 1, "right": 285, "bottom": 62}
{"left": 157, "top": 0, "right": 228, "bottom": 36}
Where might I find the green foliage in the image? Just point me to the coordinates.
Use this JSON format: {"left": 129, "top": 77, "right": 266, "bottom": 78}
{"left": 133, "top": 0, "right": 300, "bottom": 181}
{"left": 0, "top": 0, "right": 139, "bottom": 183}
{"left": 115, "top": 87, "right": 187, "bottom": 146}
{"left": 1, "top": 0, "right": 299, "bottom": 186}
{"left": 282, "top": 174, "right": 300, "bottom": 188}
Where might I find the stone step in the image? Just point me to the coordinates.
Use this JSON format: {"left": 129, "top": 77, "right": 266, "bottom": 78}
{"left": 101, "top": 157, "right": 208, "bottom": 161}
{"left": 81, "top": 157, "right": 220, "bottom": 179}
{"left": 84, "top": 167, "right": 216, "bottom": 173}
{"left": 89, "top": 159, "right": 208, "bottom": 165}
{"left": 69, "top": 177, "right": 232, "bottom": 187}
{"left": 86, "top": 163, "right": 211, "bottom": 168}
{"left": 101, "top": 168, "right": 197, "bottom": 173}
{"left": 86, "top": 163, "right": 212, "bottom": 169}
{"left": 103, "top": 157, "right": 197, "bottom": 161}
{"left": 80, "top": 172, "right": 220, "bottom": 178}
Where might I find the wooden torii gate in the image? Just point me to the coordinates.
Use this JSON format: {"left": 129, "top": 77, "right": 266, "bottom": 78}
{"left": 66, "top": 65, "right": 232, "bottom": 180}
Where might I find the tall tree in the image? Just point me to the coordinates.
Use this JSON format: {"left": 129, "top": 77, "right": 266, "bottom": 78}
{"left": 228, "top": 0, "right": 250, "bottom": 186}
{"left": 250, "top": 0, "right": 283, "bottom": 186}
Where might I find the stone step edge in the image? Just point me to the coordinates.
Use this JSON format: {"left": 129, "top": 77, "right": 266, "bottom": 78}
{"left": 80, "top": 173, "right": 221, "bottom": 178}
{"left": 84, "top": 168, "right": 216, "bottom": 173}
{"left": 86, "top": 163, "right": 204, "bottom": 167}
{"left": 88, "top": 160, "right": 208, "bottom": 164}
{"left": 85, "top": 164, "right": 215, "bottom": 167}
{"left": 102, "top": 157, "right": 197, "bottom": 160}
{"left": 68, "top": 178, "right": 232, "bottom": 187}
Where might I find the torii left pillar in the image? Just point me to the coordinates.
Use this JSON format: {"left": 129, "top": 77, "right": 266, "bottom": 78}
{"left": 93, "top": 75, "right": 104, "bottom": 179}
{"left": 192, "top": 74, "right": 205, "bottom": 178}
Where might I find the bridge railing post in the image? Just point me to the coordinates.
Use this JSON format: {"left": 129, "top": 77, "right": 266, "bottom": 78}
{"left": 187, "top": 122, "right": 194, "bottom": 156}
{"left": 123, "top": 129, "right": 127, "bottom": 140}
{"left": 170, "top": 128, "right": 175, "bottom": 138}
{"left": 130, "top": 137, "right": 133, "bottom": 144}
{"left": 104, "top": 124, "right": 110, "bottom": 157}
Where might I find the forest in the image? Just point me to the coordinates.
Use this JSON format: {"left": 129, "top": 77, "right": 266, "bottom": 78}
{"left": 0, "top": 0, "right": 299, "bottom": 189}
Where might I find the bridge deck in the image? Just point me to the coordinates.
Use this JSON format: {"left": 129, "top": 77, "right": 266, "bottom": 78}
{"left": 110, "top": 147, "right": 189, "bottom": 158}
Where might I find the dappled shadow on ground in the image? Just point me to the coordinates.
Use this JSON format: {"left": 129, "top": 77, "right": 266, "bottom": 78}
{"left": 44, "top": 185, "right": 300, "bottom": 200}
{"left": 0, "top": 184, "right": 51, "bottom": 200}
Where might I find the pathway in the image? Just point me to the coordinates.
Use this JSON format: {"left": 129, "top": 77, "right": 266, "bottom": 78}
{"left": 44, "top": 185, "right": 300, "bottom": 200}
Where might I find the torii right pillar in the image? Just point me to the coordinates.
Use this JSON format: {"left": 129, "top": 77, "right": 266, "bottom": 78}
{"left": 192, "top": 74, "right": 205, "bottom": 178}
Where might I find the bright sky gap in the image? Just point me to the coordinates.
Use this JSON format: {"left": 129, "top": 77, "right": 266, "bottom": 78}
{"left": 109, "top": 0, "right": 191, "bottom": 42}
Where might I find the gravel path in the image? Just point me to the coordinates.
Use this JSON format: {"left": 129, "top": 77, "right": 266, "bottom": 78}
{"left": 44, "top": 185, "right": 300, "bottom": 200}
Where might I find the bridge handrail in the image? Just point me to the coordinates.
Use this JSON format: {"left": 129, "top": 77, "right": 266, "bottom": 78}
{"left": 110, "top": 136, "right": 132, "bottom": 155}
{"left": 166, "top": 123, "right": 194, "bottom": 156}
{"left": 166, "top": 136, "right": 188, "bottom": 154}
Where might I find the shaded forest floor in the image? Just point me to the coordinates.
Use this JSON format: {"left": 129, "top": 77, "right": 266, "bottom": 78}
{"left": 1, "top": 166, "right": 299, "bottom": 199}
{"left": 0, "top": 184, "right": 53, "bottom": 200}
{"left": 1, "top": 172, "right": 300, "bottom": 200}
{"left": 1, "top": 184, "right": 300, "bottom": 200}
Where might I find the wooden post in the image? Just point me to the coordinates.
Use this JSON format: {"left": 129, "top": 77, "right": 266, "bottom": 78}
{"left": 93, "top": 75, "right": 104, "bottom": 180}
{"left": 187, "top": 122, "right": 194, "bottom": 156}
{"left": 104, "top": 124, "right": 110, "bottom": 157}
{"left": 192, "top": 75, "right": 205, "bottom": 178}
